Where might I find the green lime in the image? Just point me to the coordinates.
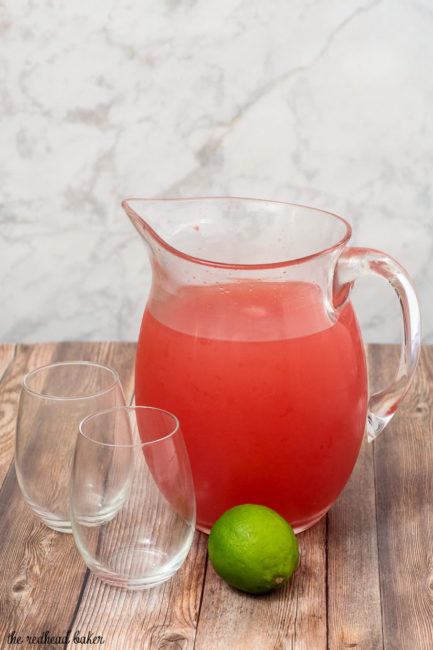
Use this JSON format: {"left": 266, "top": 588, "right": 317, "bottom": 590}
{"left": 208, "top": 504, "right": 299, "bottom": 594}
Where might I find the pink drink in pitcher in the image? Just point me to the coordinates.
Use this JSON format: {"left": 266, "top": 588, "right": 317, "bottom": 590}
{"left": 135, "top": 281, "right": 367, "bottom": 533}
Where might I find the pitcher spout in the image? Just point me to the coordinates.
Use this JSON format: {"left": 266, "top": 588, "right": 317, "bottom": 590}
{"left": 122, "top": 197, "right": 214, "bottom": 262}
{"left": 122, "top": 198, "right": 157, "bottom": 251}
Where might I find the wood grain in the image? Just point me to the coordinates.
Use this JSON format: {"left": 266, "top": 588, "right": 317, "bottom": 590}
{"left": 0, "top": 342, "right": 136, "bottom": 647}
{"left": 0, "top": 343, "right": 57, "bottom": 484}
{"left": 0, "top": 342, "right": 431, "bottom": 649}
{"left": 0, "top": 344, "right": 16, "bottom": 379}
{"left": 326, "top": 345, "right": 383, "bottom": 649}
{"left": 327, "top": 439, "right": 382, "bottom": 649}
{"left": 374, "top": 345, "right": 433, "bottom": 650}
{"left": 195, "top": 520, "right": 327, "bottom": 649}
{"left": 0, "top": 343, "right": 16, "bottom": 481}
{"left": 69, "top": 531, "right": 208, "bottom": 650}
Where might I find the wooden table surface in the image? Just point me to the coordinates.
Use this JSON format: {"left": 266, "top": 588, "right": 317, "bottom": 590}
{"left": 0, "top": 342, "right": 432, "bottom": 649}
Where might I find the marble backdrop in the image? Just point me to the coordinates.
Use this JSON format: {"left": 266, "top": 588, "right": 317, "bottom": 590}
{"left": 1, "top": 0, "right": 431, "bottom": 344}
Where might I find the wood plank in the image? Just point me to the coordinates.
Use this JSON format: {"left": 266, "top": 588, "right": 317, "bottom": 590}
{"left": 0, "top": 343, "right": 17, "bottom": 481}
{"left": 195, "top": 520, "right": 327, "bottom": 649}
{"left": 0, "top": 342, "right": 137, "bottom": 648}
{"left": 327, "top": 346, "right": 383, "bottom": 649}
{"left": 374, "top": 344, "right": 433, "bottom": 649}
{"left": 0, "top": 343, "right": 59, "bottom": 485}
{"left": 0, "top": 343, "right": 16, "bottom": 379}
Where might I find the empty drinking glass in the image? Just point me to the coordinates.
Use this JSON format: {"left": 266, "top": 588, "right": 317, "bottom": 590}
{"left": 70, "top": 406, "right": 196, "bottom": 590}
{"left": 15, "top": 361, "right": 126, "bottom": 532}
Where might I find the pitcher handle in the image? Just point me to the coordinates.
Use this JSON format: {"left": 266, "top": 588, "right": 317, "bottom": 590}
{"left": 335, "top": 247, "right": 421, "bottom": 442}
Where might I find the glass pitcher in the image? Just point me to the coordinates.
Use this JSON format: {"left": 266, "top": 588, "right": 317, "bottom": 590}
{"left": 122, "top": 197, "right": 421, "bottom": 534}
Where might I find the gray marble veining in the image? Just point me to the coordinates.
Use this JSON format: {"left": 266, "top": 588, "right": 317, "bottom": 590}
{"left": 1, "top": 0, "right": 431, "bottom": 344}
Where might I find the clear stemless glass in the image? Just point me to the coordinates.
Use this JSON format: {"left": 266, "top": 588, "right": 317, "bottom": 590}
{"left": 70, "top": 406, "right": 196, "bottom": 590}
{"left": 15, "top": 361, "right": 126, "bottom": 533}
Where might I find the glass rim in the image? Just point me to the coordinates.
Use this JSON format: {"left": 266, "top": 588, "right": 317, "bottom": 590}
{"left": 122, "top": 195, "right": 352, "bottom": 269}
{"left": 23, "top": 360, "right": 121, "bottom": 401}
{"left": 78, "top": 405, "right": 180, "bottom": 448}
